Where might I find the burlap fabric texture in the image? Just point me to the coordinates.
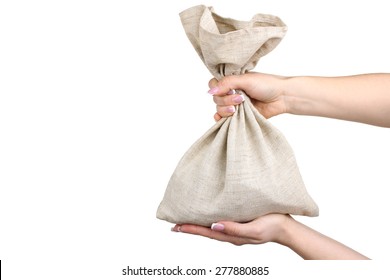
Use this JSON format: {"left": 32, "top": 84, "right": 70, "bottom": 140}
{"left": 157, "top": 5, "right": 319, "bottom": 226}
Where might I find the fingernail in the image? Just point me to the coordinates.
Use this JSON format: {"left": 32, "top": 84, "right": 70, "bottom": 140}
{"left": 171, "top": 225, "right": 181, "bottom": 232}
{"left": 232, "top": 95, "right": 245, "bottom": 103}
{"left": 211, "top": 223, "right": 225, "bottom": 231}
{"left": 227, "top": 89, "right": 236, "bottom": 95}
{"left": 226, "top": 106, "right": 235, "bottom": 113}
{"left": 208, "top": 87, "right": 219, "bottom": 95}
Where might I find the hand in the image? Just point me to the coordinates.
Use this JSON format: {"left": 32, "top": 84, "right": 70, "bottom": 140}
{"left": 171, "top": 214, "right": 369, "bottom": 259}
{"left": 208, "top": 73, "right": 288, "bottom": 121}
{"left": 171, "top": 213, "right": 290, "bottom": 246}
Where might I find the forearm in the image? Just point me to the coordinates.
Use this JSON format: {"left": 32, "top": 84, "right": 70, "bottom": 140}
{"left": 283, "top": 74, "right": 390, "bottom": 127}
{"left": 277, "top": 216, "right": 369, "bottom": 260}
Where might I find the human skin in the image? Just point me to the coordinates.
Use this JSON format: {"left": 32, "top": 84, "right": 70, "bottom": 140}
{"left": 172, "top": 214, "right": 369, "bottom": 260}
{"left": 209, "top": 73, "right": 390, "bottom": 128}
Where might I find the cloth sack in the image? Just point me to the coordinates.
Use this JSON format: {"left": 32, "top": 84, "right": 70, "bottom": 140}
{"left": 157, "top": 5, "right": 319, "bottom": 226}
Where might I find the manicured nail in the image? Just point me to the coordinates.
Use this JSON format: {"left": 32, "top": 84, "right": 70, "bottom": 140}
{"left": 227, "top": 89, "right": 236, "bottom": 95}
{"left": 232, "top": 95, "right": 245, "bottom": 103}
{"left": 226, "top": 106, "right": 235, "bottom": 113}
{"left": 211, "top": 223, "right": 225, "bottom": 231}
{"left": 208, "top": 87, "right": 219, "bottom": 95}
{"left": 171, "top": 225, "right": 181, "bottom": 232}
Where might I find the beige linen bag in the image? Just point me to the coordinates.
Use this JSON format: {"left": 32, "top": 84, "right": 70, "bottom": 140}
{"left": 157, "top": 5, "right": 319, "bottom": 226}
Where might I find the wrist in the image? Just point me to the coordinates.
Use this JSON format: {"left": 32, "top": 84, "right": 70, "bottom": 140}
{"left": 273, "top": 214, "right": 296, "bottom": 247}
{"left": 282, "top": 76, "right": 313, "bottom": 116}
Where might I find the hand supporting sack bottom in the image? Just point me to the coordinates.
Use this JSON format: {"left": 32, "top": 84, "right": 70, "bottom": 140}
{"left": 157, "top": 5, "right": 319, "bottom": 227}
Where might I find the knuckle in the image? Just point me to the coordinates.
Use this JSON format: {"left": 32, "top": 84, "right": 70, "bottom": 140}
{"left": 228, "top": 95, "right": 237, "bottom": 104}
{"left": 217, "top": 106, "right": 232, "bottom": 117}
{"left": 216, "top": 96, "right": 233, "bottom": 106}
{"left": 219, "top": 76, "right": 233, "bottom": 89}
{"left": 208, "top": 78, "right": 218, "bottom": 89}
{"left": 227, "top": 226, "right": 242, "bottom": 237}
{"left": 213, "top": 95, "right": 228, "bottom": 106}
{"left": 224, "top": 96, "right": 234, "bottom": 106}
{"left": 231, "top": 240, "right": 243, "bottom": 246}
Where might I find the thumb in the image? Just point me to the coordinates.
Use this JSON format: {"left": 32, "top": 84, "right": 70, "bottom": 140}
{"left": 211, "top": 221, "right": 253, "bottom": 239}
{"left": 209, "top": 75, "right": 248, "bottom": 96}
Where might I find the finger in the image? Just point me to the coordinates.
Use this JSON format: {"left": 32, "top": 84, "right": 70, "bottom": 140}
{"left": 171, "top": 224, "right": 182, "bottom": 232}
{"left": 214, "top": 113, "right": 222, "bottom": 122}
{"left": 208, "top": 75, "right": 247, "bottom": 96}
{"left": 179, "top": 224, "right": 222, "bottom": 238}
{"left": 216, "top": 105, "right": 236, "bottom": 118}
{"left": 213, "top": 94, "right": 245, "bottom": 106}
{"left": 208, "top": 78, "right": 218, "bottom": 89}
{"left": 211, "top": 221, "right": 255, "bottom": 239}
{"left": 179, "top": 224, "right": 247, "bottom": 245}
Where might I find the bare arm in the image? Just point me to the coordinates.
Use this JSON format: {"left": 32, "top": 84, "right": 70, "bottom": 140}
{"left": 210, "top": 73, "right": 390, "bottom": 127}
{"left": 285, "top": 74, "right": 390, "bottom": 127}
{"left": 277, "top": 216, "right": 369, "bottom": 260}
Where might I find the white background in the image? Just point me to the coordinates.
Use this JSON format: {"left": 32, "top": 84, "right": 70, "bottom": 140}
{"left": 1, "top": 0, "right": 389, "bottom": 279}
